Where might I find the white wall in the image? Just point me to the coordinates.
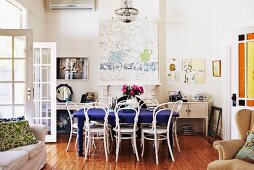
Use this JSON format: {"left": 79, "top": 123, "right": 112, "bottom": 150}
{"left": 210, "top": 0, "right": 254, "bottom": 139}
{"left": 46, "top": 0, "right": 161, "bottom": 102}
{"left": 16, "top": 0, "right": 46, "bottom": 41}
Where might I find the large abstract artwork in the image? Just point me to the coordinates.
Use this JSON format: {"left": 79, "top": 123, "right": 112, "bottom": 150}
{"left": 99, "top": 21, "right": 159, "bottom": 82}
{"left": 183, "top": 58, "right": 205, "bottom": 83}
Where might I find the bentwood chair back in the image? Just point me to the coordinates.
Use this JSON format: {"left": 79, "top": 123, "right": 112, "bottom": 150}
{"left": 141, "top": 100, "right": 183, "bottom": 164}
{"left": 172, "top": 100, "right": 183, "bottom": 152}
{"left": 139, "top": 98, "right": 159, "bottom": 147}
{"left": 65, "top": 101, "right": 80, "bottom": 152}
{"left": 113, "top": 102, "right": 140, "bottom": 162}
{"left": 83, "top": 102, "right": 110, "bottom": 161}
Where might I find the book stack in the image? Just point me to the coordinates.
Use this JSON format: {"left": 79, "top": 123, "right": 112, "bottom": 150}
{"left": 180, "top": 124, "right": 196, "bottom": 135}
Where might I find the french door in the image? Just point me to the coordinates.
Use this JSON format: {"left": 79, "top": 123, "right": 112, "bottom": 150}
{"left": 231, "top": 28, "right": 254, "bottom": 139}
{"left": 0, "top": 29, "right": 33, "bottom": 121}
{"left": 33, "top": 42, "right": 56, "bottom": 142}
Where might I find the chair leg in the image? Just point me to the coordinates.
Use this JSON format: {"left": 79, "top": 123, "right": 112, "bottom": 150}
{"left": 115, "top": 133, "right": 120, "bottom": 162}
{"left": 167, "top": 134, "right": 175, "bottom": 161}
{"left": 133, "top": 135, "right": 139, "bottom": 161}
{"left": 141, "top": 131, "right": 145, "bottom": 157}
{"left": 92, "top": 133, "right": 97, "bottom": 149}
{"left": 85, "top": 133, "right": 91, "bottom": 161}
{"left": 109, "top": 128, "right": 113, "bottom": 141}
{"left": 140, "top": 124, "right": 143, "bottom": 147}
{"left": 84, "top": 131, "right": 87, "bottom": 151}
{"left": 131, "top": 134, "right": 135, "bottom": 153}
{"left": 107, "top": 134, "right": 110, "bottom": 153}
{"left": 66, "top": 130, "right": 73, "bottom": 152}
{"left": 154, "top": 135, "right": 159, "bottom": 164}
{"left": 175, "top": 130, "right": 181, "bottom": 152}
{"left": 103, "top": 135, "right": 108, "bottom": 161}
{"left": 157, "top": 135, "right": 160, "bottom": 151}
{"left": 88, "top": 134, "right": 92, "bottom": 154}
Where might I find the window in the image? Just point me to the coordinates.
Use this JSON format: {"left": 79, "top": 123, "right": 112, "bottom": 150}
{"left": 0, "top": 0, "right": 25, "bottom": 29}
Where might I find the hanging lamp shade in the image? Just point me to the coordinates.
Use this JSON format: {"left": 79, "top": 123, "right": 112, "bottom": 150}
{"left": 115, "top": 0, "right": 139, "bottom": 23}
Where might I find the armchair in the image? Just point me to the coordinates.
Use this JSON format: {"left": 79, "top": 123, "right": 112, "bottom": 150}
{"left": 207, "top": 109, "right": 254, "bottom": 170}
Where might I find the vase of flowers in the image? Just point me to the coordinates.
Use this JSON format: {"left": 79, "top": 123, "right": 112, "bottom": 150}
{"left": 122, "top": 84, "right": 144, "bottom": 108}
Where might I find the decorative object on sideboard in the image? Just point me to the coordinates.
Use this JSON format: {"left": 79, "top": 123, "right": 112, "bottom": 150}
{"left": 168, "top": 91, "right": 188, "bottom": 102}
{"left": 57, "top": 57, "right": 88, "bottom": 80}
{"left": 80, "top": 93, "right": 88, "bottom": 103}
{"left": 193, "top": 94, "right": 207, "bottom": 102}
{"left": 85, "top": 92, "right": 95, "bottom": 103}
{"left": 168, "top": 91, "right": 184, "bottom": 102}
{"left": 212, "top": 60, "right": 221, "bottom": 77}
{"left": 56, "top": 84, "right": 73, "bottom": 102}
{"left": 115, "top": 0, "right": 139, "bottom": 23}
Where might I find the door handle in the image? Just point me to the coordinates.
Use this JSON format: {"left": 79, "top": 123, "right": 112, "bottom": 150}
{"left": 27, "top": 87, "right": 31, "bottom": 101}
{"left": 231, "top": 93, "right": 236, "bottom": 107}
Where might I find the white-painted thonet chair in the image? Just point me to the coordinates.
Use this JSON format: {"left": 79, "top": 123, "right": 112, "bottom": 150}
{"left": 172, "top": 110, "right": 182, "bottom": 152}
{"left": 65, "top": 101, "right": 81, "bottom": 152}
{"left": 114, "top": 102, "right": 140, "bottom": 162}
{"left": 141, "top": 100, "right": 183, "bottom": 164}
{"left": 139, "top": 98, "right": 158, "bottom": 147}
{"left": 84, "top": 102, "right": 110, "bottom": 161}
{"left": 95, "top": 97, "right": 113, "bottom": 141}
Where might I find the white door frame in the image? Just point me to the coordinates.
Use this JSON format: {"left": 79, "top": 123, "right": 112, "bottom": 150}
{"left": 223, "top": 46, "right": 232, "bottom": 140}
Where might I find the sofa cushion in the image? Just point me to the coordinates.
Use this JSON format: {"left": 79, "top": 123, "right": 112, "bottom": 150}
{"left": 0, "top": 116, "right": 25, "bottom": 123}
{"left": 0, "top": 121, "right": 38, "bottom": 151}
{"left": 208, "top": 159, "right": 254, "bottom": 170}
{"left": 235, "top": 131, "right": 254, "bottom": 163}
{"left": 0, "top": 151, "right": 28, "bottom": 170}
{"left": 9, "top": 141, "right": 44, "bottom": 159}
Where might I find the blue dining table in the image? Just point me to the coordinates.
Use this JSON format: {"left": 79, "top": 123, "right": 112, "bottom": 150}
{"left": 73, "top": 108, "right": 179, "bottom": 157}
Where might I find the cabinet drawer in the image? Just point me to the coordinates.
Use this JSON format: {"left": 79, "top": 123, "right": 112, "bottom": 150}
{"left": 179, "top": 104, "right": 188, "bottom": 117}
{"left": 188, "top": 103, "right": 207, "bottom": 118}
{"left": 168, "top": 103, "right": 188, "bottom": 117}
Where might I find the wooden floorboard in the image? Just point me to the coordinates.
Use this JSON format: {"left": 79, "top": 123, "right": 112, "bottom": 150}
{"left": 42, "top": 133, "right": 218, "bottom": 170}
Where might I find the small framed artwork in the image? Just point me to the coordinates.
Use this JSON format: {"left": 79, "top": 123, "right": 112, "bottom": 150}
{"left": 212, "top": 60, "right": 221, "bottom": 77}
{"left": 57, "top": 57, "right": 88, "bottom": 80}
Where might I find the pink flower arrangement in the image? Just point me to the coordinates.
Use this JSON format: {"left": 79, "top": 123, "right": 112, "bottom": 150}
{"left": 122, "top": 84, "right": 144, "bottom": 98}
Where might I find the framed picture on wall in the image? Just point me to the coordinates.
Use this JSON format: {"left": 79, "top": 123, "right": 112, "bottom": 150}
{"left": 212, "top": 60, "right": 221, "bottom": 77}
{"left": 57, "top": 57, "right": 88, "bottom": 80}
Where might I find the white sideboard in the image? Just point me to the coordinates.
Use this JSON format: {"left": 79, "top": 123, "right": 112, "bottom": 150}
{"left": 57, "top": 103, "right": 86, "bottom": 110}
{"left": 168, "top": 102, "right": 209, "bottom": 136}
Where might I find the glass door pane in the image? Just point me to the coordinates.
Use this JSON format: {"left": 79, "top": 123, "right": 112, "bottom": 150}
{"left": 247, "top": 41, "right": 254, "bottom": 98}
{"left": 0, "top": 30, "right": 33, "bottom": 120}
{"left": 33, "top": 42, "right": 56, "bottom": 142}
